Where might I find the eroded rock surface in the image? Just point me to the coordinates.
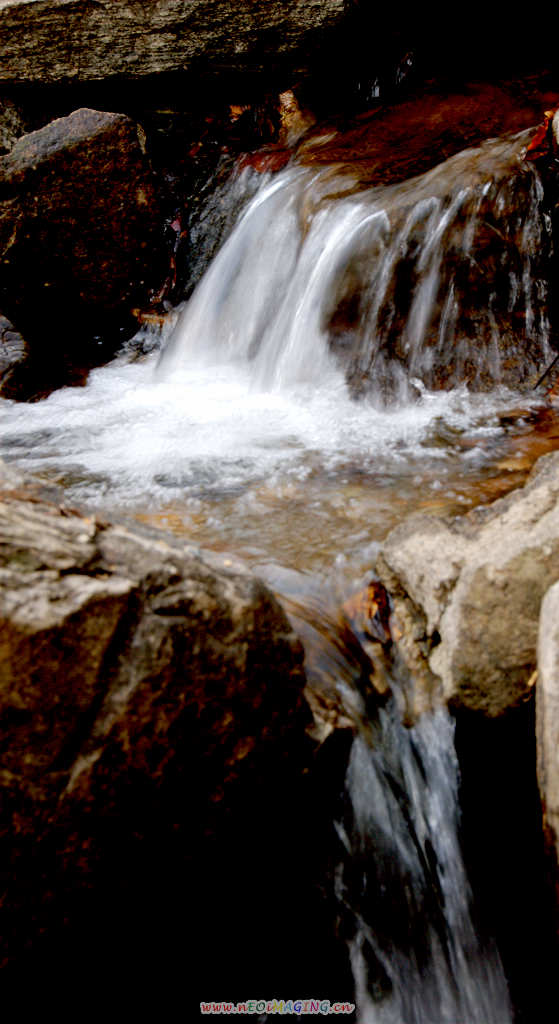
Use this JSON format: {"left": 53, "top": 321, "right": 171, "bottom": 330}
{"left": 377, "top": 451, "right": 559, "bottom": 716}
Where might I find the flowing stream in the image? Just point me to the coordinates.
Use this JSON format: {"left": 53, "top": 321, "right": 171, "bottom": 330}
{"left": 336, "top": 693, "right": 513, "bottom": 1023}
{"left": 0, "top": 124, "right": 556, "bottom": 1020}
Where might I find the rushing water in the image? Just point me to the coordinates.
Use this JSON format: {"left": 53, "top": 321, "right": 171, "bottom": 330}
{"left": 1, "top": 346, "right": 553, "bottom": 578}
{"left": 0, "top": 124, "right": 556, "bottom": 1021}
{"left": 162, "top": 128, "right": 552, "bottom": 397}
{"left": 288, "top": 574, "right": 514, "bottom": 1022}
{"left": 340, "top": 706, "right": 513, "bottom": 1024}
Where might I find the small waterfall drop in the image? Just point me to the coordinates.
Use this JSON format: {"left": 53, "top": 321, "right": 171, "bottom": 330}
{"left": 337, "top": 705, "right": 513, "bottom": 1023}
{"left": 274, "top": 573, "right": 514, "bottom": 1024}
{"left": 160, "top": 129, "right": 552, "bottom": 402}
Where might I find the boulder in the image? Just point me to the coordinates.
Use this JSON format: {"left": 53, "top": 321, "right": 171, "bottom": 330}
{"left": 377, "top": 451, "right": 559, "bottom": 716}
{"left": 0, "top": 107, "right": 166, "bottom": 399}
{"left": 0, "top": 466, "right": 318, "bottom": 991}
{"left": 0, "top": 0, "right": 347, "bottom": 86}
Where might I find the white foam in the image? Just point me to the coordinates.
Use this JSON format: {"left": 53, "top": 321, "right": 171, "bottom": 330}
{"left": 0, "top": 351, "right": 526, "bottom": 511}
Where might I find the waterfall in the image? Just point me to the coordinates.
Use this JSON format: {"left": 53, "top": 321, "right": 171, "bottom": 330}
{"left": 0, "top": 116, "right": 550, "bottom": 1020}
{"left": 273, "top": 572, "right": 514, "bottom": 1023}
{"left": 160, "top": 129, "right": 552, "bottom": 403}
{"left": 337, "top": 705, "right": 513, "bottom": 1023}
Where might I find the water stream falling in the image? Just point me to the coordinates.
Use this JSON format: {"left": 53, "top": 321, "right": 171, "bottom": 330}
{"left": 0, "top": 124, "right": 556, "bottom": 1020}
{"left": 161, "top": 128, "right": 552, "bottom": 399}
{"left": 339, "top": 708, "right": 513, "bottom": 1023}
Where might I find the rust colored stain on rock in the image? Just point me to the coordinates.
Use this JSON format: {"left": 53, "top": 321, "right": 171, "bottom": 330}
{"left": 297, "top": 81, "right": 559, "bottom": 190}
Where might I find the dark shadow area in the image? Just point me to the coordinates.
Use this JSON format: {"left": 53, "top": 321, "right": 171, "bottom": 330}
{"left": 1, "top": 726, "right": 355, "bottom": 1017}
{"left": 455, "top": 699, "right": 558, "bottom": 1023}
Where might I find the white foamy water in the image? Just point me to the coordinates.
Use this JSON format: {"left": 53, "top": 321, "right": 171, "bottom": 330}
{"left": 0, "top": 346, "right": 544, "bottom": 575}
{"left": 161, "top": 130, "right": 552, "bottom": 397}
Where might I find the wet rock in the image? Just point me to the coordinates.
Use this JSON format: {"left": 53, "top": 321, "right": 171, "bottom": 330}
{"left": 0, "top": 108, "right": 166, "bottom": 400}
{"left": 317, "top": 128, "right": 554, "bottom": 396}
{"left": 291, "top": 79, "right": 559, "bottom": 398}
{"left": 377, "top": 451, "right": 559, "bottom": 716}
{"left": 0, "top": 478, "right": 312, "bottom": 984}
{"left": 298, "top": 81, "right": 559, "bottom": 189}
{"left": 537, "top": 581, "right": 559, "bottom": 897}
{"left": 0, "top": 0, "right": 346, "bottom": 85}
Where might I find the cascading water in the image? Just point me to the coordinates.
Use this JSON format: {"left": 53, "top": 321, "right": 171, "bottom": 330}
{"left": 338, "top": 708, "right": 512, "bottom": 1023}
{"left": 0, "top": 123, "right": 555, "bottom": 1020}
{"left": 279, "top": 579, "right": 514, "bottom": 1023}
{"left": 160, "top": 128, "right": 552, "bottom": 402}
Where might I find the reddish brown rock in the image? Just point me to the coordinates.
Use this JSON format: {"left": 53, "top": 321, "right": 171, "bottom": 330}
{"left": 297, "top": 81, "right": 559, "bottom": 189}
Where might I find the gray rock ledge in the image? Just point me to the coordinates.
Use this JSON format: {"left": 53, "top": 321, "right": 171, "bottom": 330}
{"left": 377, "top": 451, "right": 559, "bottom": 716}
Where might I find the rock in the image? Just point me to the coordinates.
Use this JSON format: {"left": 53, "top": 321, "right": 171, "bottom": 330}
{"left": 291, "top": 78, "right": 559, "bottom": 398}
{"left": 0, "top": 108, "right": 166, "bottom": 400}
{"left": 0, "top": 479, "right": 315, "bottom": 985}
{"left": 537, "top": 581, "right": 559, "bottom": 893}
{"left": 298, "top": 81, "right": 559, "bottom": 189}
{"left": 377, "top": 451, "right": 559, "bottom": 716}
{"left": 320, "top": 126, "right": 553, "bottom": 396}
{"left": 0, "top": 0, "right": 347, "bottom": 86}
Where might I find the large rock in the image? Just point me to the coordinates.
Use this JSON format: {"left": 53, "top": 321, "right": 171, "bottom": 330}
{"left": 0, "top": 465, "right": 320, "bottom": 991}
{"left": 0, "top": 0, "right": 347, "bottom": 85}
{"left": 0, "top": 107, "right": 166, "bottom": 399}
{"left": 377, "top": 451, "right": 559, "bottom": 716}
